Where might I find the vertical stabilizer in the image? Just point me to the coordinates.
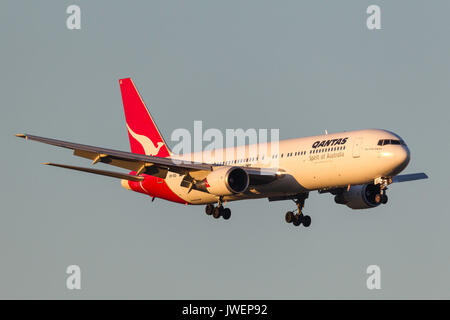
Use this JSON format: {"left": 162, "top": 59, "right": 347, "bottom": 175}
{"left": 119, "top": 78, "right": 171, "bottom": 157}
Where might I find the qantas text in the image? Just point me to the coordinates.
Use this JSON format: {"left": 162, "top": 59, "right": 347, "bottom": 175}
{"left": 312, "top": 137, "right": 349, "bottom": 148}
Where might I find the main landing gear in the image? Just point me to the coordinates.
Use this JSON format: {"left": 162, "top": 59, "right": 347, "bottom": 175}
{"left": 285, "top": 194, "right": 311, "bottom": 228}
{"left": 205, "top": 198, "right": 231, "bottom": 220}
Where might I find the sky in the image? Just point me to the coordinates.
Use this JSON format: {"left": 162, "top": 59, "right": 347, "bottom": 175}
{"left": 1, "top": 0, "right": 449, "bottom": 299}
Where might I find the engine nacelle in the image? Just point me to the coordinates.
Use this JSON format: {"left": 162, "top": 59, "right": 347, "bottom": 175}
{"left": 197, "top": 166, "right": 249, "bottom": 196}
{"left": 334, "top": 184, "right": 381, "bottom": 210}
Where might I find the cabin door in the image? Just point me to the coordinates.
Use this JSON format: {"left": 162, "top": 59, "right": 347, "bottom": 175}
{"left": 352, "top": 137, "right": 363, "bottom": 158}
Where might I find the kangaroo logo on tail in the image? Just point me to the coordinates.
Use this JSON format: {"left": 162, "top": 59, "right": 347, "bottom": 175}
{"left": 120, "top": 77, "right": 171, "bottom": 157}
{"left": 126, "top": 124, "right": 164, "bottom": 156}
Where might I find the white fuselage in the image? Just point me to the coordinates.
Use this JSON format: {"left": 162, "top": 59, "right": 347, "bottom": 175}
{"left": 158, "top": 129, "right": 410, "bottom": 205}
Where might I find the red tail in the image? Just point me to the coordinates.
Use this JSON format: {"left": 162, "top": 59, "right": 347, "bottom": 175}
{"left": 119, "top": 78, "right": 171, "bottom": 157}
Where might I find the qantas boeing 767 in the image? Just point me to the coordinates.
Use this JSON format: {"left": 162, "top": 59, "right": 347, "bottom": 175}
{"left": 16, "top": 78, "right": 428, "bottom": 228}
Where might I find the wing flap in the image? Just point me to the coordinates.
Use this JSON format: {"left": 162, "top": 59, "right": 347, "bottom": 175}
{"left": 73, "top": 149, "right": 143, "bottom": 171}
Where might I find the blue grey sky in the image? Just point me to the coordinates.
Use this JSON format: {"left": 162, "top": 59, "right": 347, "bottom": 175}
{"left": 1, "top": 1, "right": 449, "bottom": 298}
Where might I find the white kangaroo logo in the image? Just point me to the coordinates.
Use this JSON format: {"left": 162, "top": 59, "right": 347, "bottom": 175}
{"left": 126, "top": 124, "right": 164, "bottom": 156}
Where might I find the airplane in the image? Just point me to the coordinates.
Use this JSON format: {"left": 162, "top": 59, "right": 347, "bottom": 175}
{"left": 16, "top": 78, "right": 428, "bottom": 228}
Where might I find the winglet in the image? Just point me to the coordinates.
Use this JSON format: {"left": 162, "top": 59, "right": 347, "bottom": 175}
{"left": 15, "top": 133, "right": 26, "bottom": 138}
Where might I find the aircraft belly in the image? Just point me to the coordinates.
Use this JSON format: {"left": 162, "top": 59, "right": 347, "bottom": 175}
{"left": 164, "top": 174, "right": 305, "bottom": 205}
{"left": 165, "top": 177, "right": 217, "bottom": 205}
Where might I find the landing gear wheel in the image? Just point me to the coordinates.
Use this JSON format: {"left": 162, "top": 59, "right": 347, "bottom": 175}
{"left": 302, "top": 215, "right": 311, "bottom": 227}
{"left": 205, "top": 204, "right": 214, "bottom": 215}
{"left": 213, "top": 206, "right": 222, "bottom": 219}
{"left": 293, "top": 214, "right": 303, "bottom": 226}
{"left": 222, "top": 208, "right": 231, "bottom": 220}
{"left": 285, "top": 211, "right": 294, "bottom": 223}
{"left": 381, "top": 194, "right": 388, "bottom": 204}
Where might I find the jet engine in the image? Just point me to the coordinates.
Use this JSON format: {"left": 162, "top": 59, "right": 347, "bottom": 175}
{"left": 334, "top": 184, "right": 382, "bottom": 209}
{"left": 196, "top": 167, "right": 249, "bottom": 196}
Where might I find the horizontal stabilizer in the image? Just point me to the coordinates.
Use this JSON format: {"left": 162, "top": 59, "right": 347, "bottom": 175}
{"left": 392, "top": 172, "right": 428, "bottom": 183}
{"left": 43, "top": 163, "right": 144, "bottom": 181}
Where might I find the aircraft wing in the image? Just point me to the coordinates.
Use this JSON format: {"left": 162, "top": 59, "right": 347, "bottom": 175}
{"left": 392, "top": 172, "right": 428, "bottom": 183}
{"left": 15, "top": 133, "right": 282, "bottom": 184}
{"left": 16, "top": 133, "right": 212, "bottom": 178}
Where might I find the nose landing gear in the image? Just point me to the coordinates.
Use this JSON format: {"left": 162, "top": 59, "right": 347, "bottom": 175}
{"left": 374, "top": 177, "right": 390, "bottom": 205}
{"left": 285, "top": 194, "right": 311, "bottom": 228}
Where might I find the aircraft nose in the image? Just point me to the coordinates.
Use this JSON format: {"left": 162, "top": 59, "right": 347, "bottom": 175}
{"left": 393, "top": 146, "right": 410, "bottom": 173}
{"left": 379, "top": 145, "right": 410, "bottom": 175}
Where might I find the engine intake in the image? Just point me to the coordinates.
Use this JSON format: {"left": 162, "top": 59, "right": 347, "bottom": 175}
{"left": 196, "top": 167, "right": 249, "bottom": 196}
{"left": 334, "top": 184, "right": 381, "bottom": 210}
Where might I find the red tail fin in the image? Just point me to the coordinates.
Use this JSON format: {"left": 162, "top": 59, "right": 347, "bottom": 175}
{"left": 119, "top": 78, "right": 171, "bottom": 157}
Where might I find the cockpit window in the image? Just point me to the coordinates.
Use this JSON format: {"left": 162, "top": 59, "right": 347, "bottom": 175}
{"left": 377, "top": 139, "right": 406, "bottom": 146}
